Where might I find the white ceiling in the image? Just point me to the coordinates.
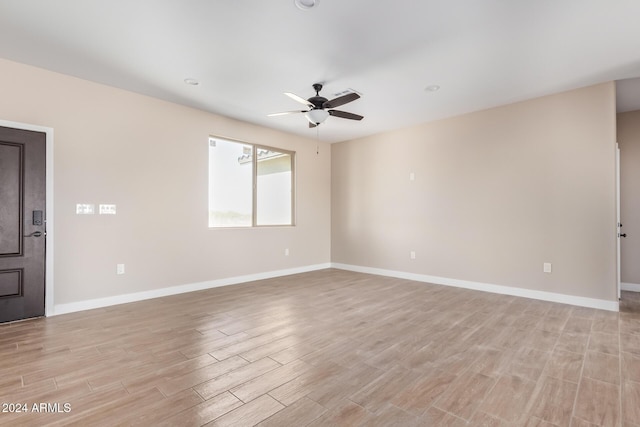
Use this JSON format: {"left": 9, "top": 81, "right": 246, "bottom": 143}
{"left": 2, "top": 1, "right": 640, "bottom": 143}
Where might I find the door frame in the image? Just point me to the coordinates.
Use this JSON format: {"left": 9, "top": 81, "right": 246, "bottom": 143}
{"left": 616, "top": 142, "right": 622, "bottom": 301}
{"left": 0, "top": 119, "right": 54, "bottom": 317}
{"left": 616, "top": 142, "right": 621, "bottom": 300}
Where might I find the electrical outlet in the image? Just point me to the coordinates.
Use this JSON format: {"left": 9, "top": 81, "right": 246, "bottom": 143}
{"left": 543, "top": 262, "right": 552, "bottom": 273}
{"left": 117, "top": 264, "right": 125, "bottom": 275}
{"left": 410, "top": 251, "right": 416, "bottom": 260}
{"left": 409, "top": 172, "right": 415, "bottom": 181}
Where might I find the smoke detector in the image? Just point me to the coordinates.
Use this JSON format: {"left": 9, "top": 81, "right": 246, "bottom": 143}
{"left": 294, "top": 0, "right": 319, "bottom": 10}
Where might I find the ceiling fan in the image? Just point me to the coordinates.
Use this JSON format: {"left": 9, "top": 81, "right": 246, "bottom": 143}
{"left": 268, "top": 83, "right": 363, "bottom": 127}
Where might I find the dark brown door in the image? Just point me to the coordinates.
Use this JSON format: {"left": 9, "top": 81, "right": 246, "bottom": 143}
{"left": 0, "top": 126, "right": 46, "bottom": 323}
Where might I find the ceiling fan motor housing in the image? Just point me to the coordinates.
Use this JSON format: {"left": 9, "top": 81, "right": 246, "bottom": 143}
{"left": 308, "top": 96, "right": 328, "bottom": 109}
{"left": 308, "top": 83, "right": 327, "bottom": 108}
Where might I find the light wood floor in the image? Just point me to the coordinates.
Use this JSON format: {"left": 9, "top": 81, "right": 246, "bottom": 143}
{"left": 1, "top": 269, "right": 639, "bottom": 426}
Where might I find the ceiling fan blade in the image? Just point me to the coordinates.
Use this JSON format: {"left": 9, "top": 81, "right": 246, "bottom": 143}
{"left": 329, "top": 110, "right": 364, "bottom": 121}
{"left": 323, "top": 92, "right": 360, "bottom": 109}
{"left": 285, "top": 92, "right": 314, "bottom": 107}
{"left": 267, "top": 110, "right": 307, "bottom": 117}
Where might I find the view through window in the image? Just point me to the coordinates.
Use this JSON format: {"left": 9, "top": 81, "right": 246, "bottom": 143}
{"left": 209, "top": 137, "right": 294, "bottom": 227}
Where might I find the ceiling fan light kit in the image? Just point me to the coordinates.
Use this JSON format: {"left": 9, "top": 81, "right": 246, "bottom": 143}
{"left": 269, "top": 83, "right": 363, "bottom": 128}
{"left": 306, "top": 109, "right": 329, "bottom": 125}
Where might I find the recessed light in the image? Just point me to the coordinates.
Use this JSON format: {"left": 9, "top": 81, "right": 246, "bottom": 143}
{"left": 184, "top": 78, "right": 199, "bottom": 86}
{"left": 294, "top": 0, "right": 319, "bottom": 10}
{"left": 425, "top": 85, "right": 440, "bottom": 92}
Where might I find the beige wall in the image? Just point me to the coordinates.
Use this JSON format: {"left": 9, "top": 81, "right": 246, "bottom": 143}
{"left": 332, "top": 83, "right": 618, "bottom": 301}
{"left": 618, "top": 110, "right": 640, "bottom": 285}
{"left": 0, "top": 56, "right": 619, "bottom": 309}
{"left": 0, "top": 59, "right": 331, "bottom": 305}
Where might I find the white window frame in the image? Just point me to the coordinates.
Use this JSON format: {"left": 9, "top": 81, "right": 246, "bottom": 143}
{"left": 208, "top": 136, "right": 296, "bottom": 228}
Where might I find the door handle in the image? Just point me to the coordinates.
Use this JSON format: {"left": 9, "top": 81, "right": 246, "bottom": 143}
{"left": 24, "top": 231, "right": 43, "bottom": 238}
{"left": 620, "top": 233, "right": 627, "bottom": 238}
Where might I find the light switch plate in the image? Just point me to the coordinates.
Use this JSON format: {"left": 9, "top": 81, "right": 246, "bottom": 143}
{"left": 99, "top": 204, "right": 117, "bottom": 215}
{"left": 76, "top": 204, "right": 95, "bottom": 214}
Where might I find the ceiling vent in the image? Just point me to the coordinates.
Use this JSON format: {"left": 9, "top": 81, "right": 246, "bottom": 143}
{"left": 332, "top": 88, "right": 361, "bottom": 98}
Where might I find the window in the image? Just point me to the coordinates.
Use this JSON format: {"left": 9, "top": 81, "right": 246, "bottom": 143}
{"left": 208, "top": 136, "right": 295, "bottom": 227}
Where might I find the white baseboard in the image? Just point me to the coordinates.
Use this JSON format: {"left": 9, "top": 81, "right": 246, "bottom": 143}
{"left": 331, "top": 263, "right": 619, "bottom": 312}
{"left": 53, "top": 263, "right": 331, "bottom": 316}
{"left": 53, "top": 262, "right": 622, "bottom": 316}
{"left": 622, "top": 282, "right": 640, "bottom": 292}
